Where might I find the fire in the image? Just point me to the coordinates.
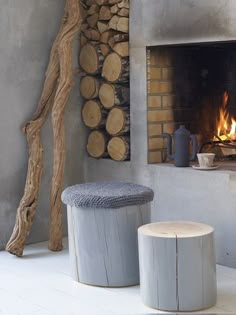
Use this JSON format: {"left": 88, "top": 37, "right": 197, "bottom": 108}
{"left": 215, "top": 92, "right": 236, "bottom": 140}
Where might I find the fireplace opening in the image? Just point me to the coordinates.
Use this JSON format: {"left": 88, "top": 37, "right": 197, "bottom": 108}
{"left": 147, "top": 43, "right": 236, "bottom": 163}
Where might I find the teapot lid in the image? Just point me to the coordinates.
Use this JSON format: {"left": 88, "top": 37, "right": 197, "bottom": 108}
{"left": 175, "top": 125, "right": 190, "bottom": 135}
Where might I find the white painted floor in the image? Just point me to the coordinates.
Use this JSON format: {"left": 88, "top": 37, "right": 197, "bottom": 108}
{"left": 0, "top": 239, "right": 236, "bottom": 315}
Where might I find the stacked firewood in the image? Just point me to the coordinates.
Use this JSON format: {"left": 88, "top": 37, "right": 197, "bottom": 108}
{"left": 79, "top": 0, "right": 130, "bottom": 161}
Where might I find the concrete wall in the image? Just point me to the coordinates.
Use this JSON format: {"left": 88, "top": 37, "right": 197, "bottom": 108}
{"left": 0, "top": 1, "right": 85, "bottom": 250}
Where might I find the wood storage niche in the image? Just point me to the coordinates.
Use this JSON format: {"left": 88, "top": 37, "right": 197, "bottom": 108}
{"left": 80, "top": 0, "right": 130, "bottom": 161}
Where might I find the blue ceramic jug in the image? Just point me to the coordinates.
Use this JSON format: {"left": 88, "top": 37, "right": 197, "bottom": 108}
{"left": 162, "top": 125, "right": 198, "bottom": 167}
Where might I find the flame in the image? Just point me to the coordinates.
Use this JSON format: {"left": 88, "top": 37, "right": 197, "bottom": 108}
{"left": 215, "top": 92, "right": 236, "bottom": 140}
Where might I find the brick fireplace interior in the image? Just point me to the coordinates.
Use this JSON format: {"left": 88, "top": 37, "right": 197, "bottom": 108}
{"left": 147, "top": 43, "right": 236, "bottom": 164}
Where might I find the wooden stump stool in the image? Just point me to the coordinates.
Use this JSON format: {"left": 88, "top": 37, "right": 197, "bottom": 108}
{"left": 138, "top": 221, "right": 217, "bottom": 311}
{"left": 62, "top": 181, "right": 154, "bottom": 287}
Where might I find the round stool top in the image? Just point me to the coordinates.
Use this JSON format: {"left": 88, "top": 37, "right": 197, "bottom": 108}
{"left": 62, "top": 181, "right": 154, "bottom": 209}
{"left": 138, "top": 221, "right": 214, "bottom": 238}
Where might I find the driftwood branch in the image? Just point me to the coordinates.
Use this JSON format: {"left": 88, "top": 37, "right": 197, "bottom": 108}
{"left": 48, "top": 0, "right": 82, "bottom": 251}
{"left": 5, "top": 3, "right": 71, "bottom": 257}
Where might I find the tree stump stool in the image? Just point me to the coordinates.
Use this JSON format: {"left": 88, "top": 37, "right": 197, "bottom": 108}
{"left": 138, "top": 221, "right": 217, "bottom": 311}
{"left": 62, "top": 181, "right": 154, "bottom": 287}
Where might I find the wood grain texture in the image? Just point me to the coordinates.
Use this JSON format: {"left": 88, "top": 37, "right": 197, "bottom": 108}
{"left": 138, "top": 221, "right": 217, "bottom": 311}
{"left": 48, "top": 0, "right": 82, "bottom": 251}
{"left": 67, "top": 203, "right": 151, "bottom": 286}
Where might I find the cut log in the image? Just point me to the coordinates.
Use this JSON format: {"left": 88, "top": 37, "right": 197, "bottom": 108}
{"left": 87, "top": 130, "right": 108, "bottom": 158}
{"left": 79, "top": 43, "right": 104, "bottom": 74}
{"left": 96, "top": 0, "right": 121, "bottom": 4}
{"left": 109, "top": 15, "right": 129, "bottom": 33}
{"left": 113, "top": 33, "right": 129, "bottom": 42}
{"left": 138, "top": 221, "right": 217, "bottom": 311}
{"left": 109, "top": 0, "right": 123, "bottom": 4}
{"left": 95, "top": 0, "right": 109, "bottom": 5}
{"left": 100, "top": 30, "right": 115, "bottom": 43}
{"left": 99, "top": 6, "right": 113, "bottom": 20}
{"left": 99, "top": 83, "right": 129, "bottom": 109}
{"left": 87, "top": 0, "right": 97, "bottom": 5}
{"left": 81, "top": 23, "right": 89, "bottom": 31}
{"left": 106, "top": 107, "right": 130, "bottom": 136}
{"left": 80, "top": 34, "right": 88, "bottom": 46}
{"left": 111, "top": 4, "right": 119, "bottom": 14}
{"left": 80, "top": 75, "right": 99, "bottom": 99}
{"left": 118, "top": 0, "right": 129, "bottom": 8}
{"left": 88, "top": 4, "right": 99, "bottom": 15}
{"left": 108, "top": 33, "right": 129, "bottom": 48}
{"left": 87, "top": 13, "right": 99, "bottom": 28}
{"left": 82, "top": 100, "right": 107, "bottom": 129}
{"left": 102, "top": 52, "right": 129, "bottom": 82}
{"left": 107, "top": 136, "right": 130, "bottom": 161}
{"left": 83, "top": 28, "right": 100, "bottom": 41}
{"left": 97, "top": 21, "right": 109, "bottom": 33}
{"left": 118, "top": 8, "right": 129, "bottom": 17}
{"left": 112, "top": 41, "right": 129, "bottom": 57}
{"left": 100, "top": 43, "right": 110, "bottom": 56}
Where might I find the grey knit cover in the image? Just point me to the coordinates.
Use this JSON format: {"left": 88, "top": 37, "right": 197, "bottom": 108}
{"left": 61, "top": 181, "right": 154, "bottom": 209}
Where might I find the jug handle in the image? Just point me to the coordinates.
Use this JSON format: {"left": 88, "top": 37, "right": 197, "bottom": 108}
{"left": 189, "top": 134, "right": 198, "bottom": 161}
{"left": 162, "top": 133, "right": 174, "bottom": 160}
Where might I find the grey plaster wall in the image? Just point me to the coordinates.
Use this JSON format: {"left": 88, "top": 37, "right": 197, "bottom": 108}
{"left": 0, "top": 1, "right": 85, "bottom": 250}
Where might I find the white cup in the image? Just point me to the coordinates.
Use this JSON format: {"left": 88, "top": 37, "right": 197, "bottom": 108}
{"left": 197, "top": 153, "right": 215, "bottom": 168}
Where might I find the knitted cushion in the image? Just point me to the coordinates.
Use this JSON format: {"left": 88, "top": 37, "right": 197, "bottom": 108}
{"left": 61, "top": 181, "right": 154, "bottom": 209}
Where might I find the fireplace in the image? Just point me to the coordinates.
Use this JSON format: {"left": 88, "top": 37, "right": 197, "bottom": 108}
{"left": 147, "top": 43, "right": 236, "bottom": 163}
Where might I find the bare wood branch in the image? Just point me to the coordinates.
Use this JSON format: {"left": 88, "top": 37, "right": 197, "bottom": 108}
{"left": 5, "top": 4, "right": 69, "bottom": 257}
{"left": 48, "top": 0, "right": 82, "bottom": 251}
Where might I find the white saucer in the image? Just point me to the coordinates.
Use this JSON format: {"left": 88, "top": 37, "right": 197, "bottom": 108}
{"left": 192, "top": 164, "right": 219, "bottom": 170}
